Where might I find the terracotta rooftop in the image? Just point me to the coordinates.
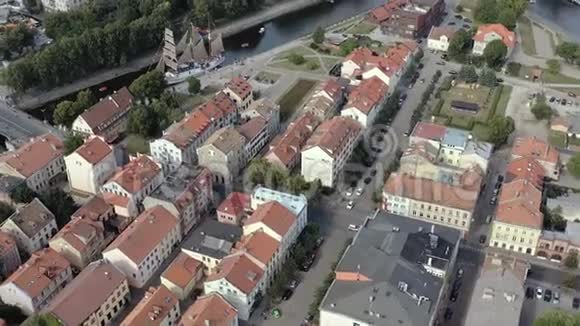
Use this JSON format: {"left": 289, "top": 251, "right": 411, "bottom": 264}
{"left": 244, "top": 201, "right": 296, "bottom": 238}
{"left": 499, "top": 178, "right": 542, "bottom": 207}
{"left": 102, "top": 192, "right": 131, "bottom": 208}
{"left": 72, "top": 137, "right": 112, "bottom": 165}
{"left": 473, "top": 23, "right": 516, "bottom": 48}
{"left": 505, "top": 157, "right": 545, "bottom": 189}
{"left": 225, "top": 77, "right": 253, "bottom": 100}
{"left": 161, "top": 252, "right": 202, "bottom": 289}
{"left": 0, "top": 232, "right": 16, "bottom": 257}
{"left": 237, "top": 117, "right": 267, "bottom": 142}
{"left": 79, "top": 87, "right": 134, "bottom": 132}
{"left": 163, "top": 110, "right": 211, "bottom": 149}
{"left": 265, "top": 113, "right": 319, "bottom": 168}
{"left": 50, "top": 218, "right": 104, "bottom": 254}
{"left": 410, "top": 122, "right": 447, "bottom": 142}
{"left": 4, "top": 248, "right": 69, "bottom": 298}
{"left": 428, "top": 26, "right": 457, "bottom": 41}
{"left": 71, "top": 195, "right": 112, "bottom": 221}
{"left": 347, "top": 76, "right": 389, "bottom": 114}
{"left": 512, "top": 136, "right": 559, "bottom": 164}
{"left": 235, "top": 231, "right": 279, "bottom": 265}
{"left": 217, "top": 192, "right": 251, "bottom": 218}
{"left": 316, "top": 79, "right": 344, "bottom": 102}
{"left": 5, "top": 198, "right": 55, "bottom": 238}
{"left": 206, "top": 252, "right": 264, "bottom": 294}
{"left": 370, "top": 6, "right": 391, "bottom": 22}
{"left": 0, "top": 134, "right": 63, "bottom": 178}
{"left": 496, "top": 200, "right": 543, "bottom": 229}
{"left": 106, "top": 154, "right": 161, "bottom": 194}
{"left": 46, "top": 261, "right": 126, "bottom": 326}
{"left": 303, "top": 116, "right": 361, "bottom": 158}
{"left": 104, "top": 206, "right": 177, "bottom": 265}
{"left": 178, "top": 293, "right": 237, "bottom": 326}
{"left": 384, "top": 173, "right": 479, "bottom": 211}
{"left": 121, "top": 285, "right": 178, "bottom": 326}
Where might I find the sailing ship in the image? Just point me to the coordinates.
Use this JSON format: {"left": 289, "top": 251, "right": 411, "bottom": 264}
{"left": 157, "top": 26, "right": 225, "bottom": 85}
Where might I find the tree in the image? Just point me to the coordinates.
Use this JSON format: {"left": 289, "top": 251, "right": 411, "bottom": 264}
{"left": 487, "top": 116, "right": 515, "bottom": 146}
{"left": 129, "top": 70, "right": 167, "bottom": 100}
{"left": 567, "top": 152, "right": 580, "bottom": 178}
{"left": 497, "top": 10, "right": 517, "bottom": 30}
{"left": 556, "top": 42, "right": 580, "bottom": 63}
{"left": 9, "top": 184, "right": 36, "bottom": 204}
{"left": 265, "top": 167, "right": 287, "bottom": 190}
{"left": 448, "top": 29, "right": 471, "bottom": 59}
{"left": 187, "top": 76, "right": 201, "bottom": 94}
{"left": 4, "top": 23, "right": 35, "bottom": 53}
{"left": 474, "top": 0, "right": 498, "bottom": 23}
{"left": 531, "top": 102, "right": 553, "bottom": 120}
{"left": 127, "top": 104, "right": 157, "bottom": 137}
{"left": 287, "top": 175, "right": 309, "bottom": 195}
{"left": 0, "top": 304, "right": 26, "bottom": 325}
{"left": 64, "top": 134, "right": 84, "bottom": 155}
{"left": 339, "top": 38, "right": 358, "bottom": 56}
{"left": 546, "top": 59, "right": 562, "bottom": 74}
{"left": 246, "top": 159, "right": 270, "bottom": 186}
{"left": 563, "top": 273, "right": 577, "bottom": 289}
{"left": 482, "top": 39, "right": 508, "bottom": 68}
{"left": 53, "top": 100, "right": 77, "bottom": 127}
{"left": 506, "top": 62, "right": 522, "bottom": 76}
{"left": 478, "top": 68, "right": 497, "bottom": 87}
{"left": 40, "top": 189, "right": 78, "bottom": 228}
{"left": 287, "top": 53, "right": 306, "bottom": 65}
{"left": 21, "top": 313, "right": 62, "bottom": 326}
{"left": 313, "top": 26, "right": 325, "bottom": 44}
{"left": 565, "top": 251, "right": 579, "bottom": 269}
{"left": 459, "top": 65, "right": 478, "bottom": 83}
{"left": 534, "top": 310, "right": 580, "bottom": 326}
{"left": 544, "top": 206, "right": 567, "bottom": 231}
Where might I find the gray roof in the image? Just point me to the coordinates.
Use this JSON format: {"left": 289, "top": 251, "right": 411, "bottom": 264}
{"left": 0, "top": 174, "right": 24, "bottom": 193}
{"left": 148, "top": 165, "right": 205, "bottom": 202}
{"left": 3, "top": 198, "right": 55, "bottom": 238}
{"left": 320, "top": 213, "right": 461, "bottom": 326}
{"left": 542, "top": 221, "right": 580, "bottom": 246}
{"left": 464, "top": 141, "right": 493, "bottom": 160}
{"left": 181, "top": 218, "right": 242, "bottom": 260}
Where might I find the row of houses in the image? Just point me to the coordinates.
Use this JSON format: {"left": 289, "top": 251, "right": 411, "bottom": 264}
{"left": 427, "top": 23, "right": 516, "bottom": 56}
{"left": 368, "top": 0, "right": 445, "bottom": 39}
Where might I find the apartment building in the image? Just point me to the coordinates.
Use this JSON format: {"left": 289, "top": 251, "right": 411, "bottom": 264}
{"left": 0, "top": 248, "right": 72, "bottom": 315}
{"left": 264, "top": 113, "right": 319, "bottom": 172}
{"left": 383, "top": 172, "right": 481, "bottom": 232}
{"left": 204, "top": 251, "right": 266, "bottom": 320}
{"left": 303, "top": 79, "right": 345, "bottom": 120}
{"left": 427, "top": 26, "right": 457, "bottom": 51}
{"left": 0, "top": 232, "right": 20, "bottom": 278}
{"left": 511, "top": 136, "right": 560, "bottom": 180}
{"left": 0, "top": 134, "right": 64, "bottom": 192}
{"left": 241, "top": 98, "right": 280, "bottom": 139}
{"left": 72, "top": 195, "right": 115, "bottom": 223}
{"left": 45, "top": 260, "right": 130, "bottom": 326}
{"left": 238, "top": 117, "right": 270, "bottom": 161}
{"left": 143, "top": 166, "right": 213, "bottom": 236}
{"left": 233, "top": 231, "right": 280, "bottom": 284}
{"left": 178, "top": 293, "right": 238, "bottom": 326}
{"left": 49, "top": 217, "right": 106, "bottom": 271}
{"left": 103, "top": 206, "right": 181, "bottom": 288}
{"left": 369, "top": 0, "right": 444, "bottom": 38}
{"left": 72, "top": 87, "right": 134, "bottom": 143}
{"left": 101, "top": 154, "right": 163, "bottom": 214}
{"left": 41, "top": 0, "right": 89, "bottom": 11}
{"left": 472, "top": 23, "right": 516, "bottom": 56}
{"left": 161, "top": 252, "right": 203, "bottom": 300}
{"left": 340, "top": 76, "right": 389, "bottom": 127}
{"left": 250, "top": 186, "right": 308, "bottom": 234}
{"left": 537, "top": 222, "right": 580, "bottom": 263}
{"left": 217, "top": 192, "right": 251, "bottom": 225}
{"left": 224, "top": 77, "right": 253, "bottom": 111}
{"left": 121, "top": 285, "right": 180, "bottom": 326}
{"left": 342, "top": 48, "right": 399, "bottom": 86}
{"left": 65, "top": 136, "right": 117, "bottom": 195}
{"left": 301, "top": 116, "right": 362, "bottom": 187}
{"left": 150, "top": 92, "right": 237, "bottom": 172}
{"left": 0, "top": 198, "right": 57, "bottom": 255}
{"left": 197, "top": 127, "right": 246, "bottom": 186}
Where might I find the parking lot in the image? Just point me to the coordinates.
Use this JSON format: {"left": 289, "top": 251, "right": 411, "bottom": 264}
{"left": 520, "top": 278, "right": 580, "bottom": 325}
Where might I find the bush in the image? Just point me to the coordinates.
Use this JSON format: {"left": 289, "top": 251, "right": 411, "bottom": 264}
{"left": 287, "top": 53, "right": 306, "bottom": 65}
{"left": 432, "top": 98, "right": 445, "bottom": 116}
{"left": 455, "top": 4, "right": 463, "bottom": 12}
{"left": 309, "top": 42, "right": 319, "bottom": 50}
{"left": 306, "top": 61, "right": 320, "bottom": 71}
{"left": 506, "top": 62, "right": 522, "bottom": 76}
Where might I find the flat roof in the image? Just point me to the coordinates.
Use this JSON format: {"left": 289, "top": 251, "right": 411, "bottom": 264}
{"left": 181, "top": 218, "right": 243, "bottom": 260}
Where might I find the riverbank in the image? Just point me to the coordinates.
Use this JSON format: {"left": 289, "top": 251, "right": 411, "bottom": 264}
{"left": 15, "top": 0, "right": 328, "bottom": 111}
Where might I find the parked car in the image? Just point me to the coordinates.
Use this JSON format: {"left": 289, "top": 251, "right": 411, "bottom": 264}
{"left": 464, "top": 18, "right": 473, "bottom": 23}
{"left": 549, "top": 96, "right": 556, "bottom": 103}
{"left": 418, "top": 63, "right": 424, "bottom": 69}
{"left": 346, "top": 201, "right": 354, "bottom": 210}
{"left": 569, "top": 92, "right": 577, "bottom": 98}
{"left": 479, "top": 235, "right": 487, "bottom": 244}
{"left": 573, "top": 297, "right": 580, "bottom": 309}
{"left": 496, "top": 78, "right": 504, "bottom": 83}
{"left": 441, "top": 54, "right": 448, "bottom": 60}
{"left": 449, "top": 70, "right": 458, "bottom": 75}
{"left": 544, "top": 289, "right": 552, "bottom": 302}
{"left": 450, "top": 290, "right": 458, "bottom": 302}
{"left": 536, "top": 287, "right": 543, "bottom": 299}
{"left": 526, "top": 287, "right": 534, "bottom": 299}
{"left": 304, "top": 313, "right": 314, "bottom": 325}
{"left": 282, "top": 289, "right": 293, "bottom": 301}
{"left": 419, "top": 78, "right": 425, "bottom": 83}
{"left": 364, "top": 177, "right": 372, "bottom": 184}
{"left": 462, "top": 24, "right": 470, "bottom": 29}
{"left": 436, "top": 61, "right": 446, "bottom": 65}
{"left": 553, "top": 292, "right": 560, "bottom": 304}
{"left": 497, "top": 175, "right": 504, "bottom": 183}
{"left": 348, "top": 224, "right": 360, "bottom": 232}
{"left": 562, "top": 99, "right": 568, "bottom": 106}
{"left": 370, "top": 169, "right": 377, "bottom": 176}
{"left": 444, "top": 308, "right": 453, "bottom": 320}
{"left": 454, "top": 14, "right": 463, "bottom": 19}
{"left": 456, "top": 268, "right": 464, "bottom": 278}
{"left": 345, "top": 188, "right": 353, "bottom": 197}
{"left": 301, "top": 255, "right": 315, "bottom": 271}
{"left": 356, "top": 187, "right": 364, "bottom": 196}
{"left": 289, "top": 279, "right": 298, "bottom": 289}
{"left": 447, "top": 21, "right": 456, "bottom": 25}
{"left": 490, "top": 196, "right": 497, "bottom": 205}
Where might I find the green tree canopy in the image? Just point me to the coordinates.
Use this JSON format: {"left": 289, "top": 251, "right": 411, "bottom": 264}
{"left": 478, "top": 68, "right": 497, "bottom": 87}
{"left": 127, "top": 104, "right": 157, "bottom": 137}
{"left": 0, "top": 202, "right": 14, "bottom": 223}
{"left": 64, "top": 134, "right": 85, "bottom": 155}
{"left": 3, "top": 23, "right": 35, "bottom": 53}
{"left": 459, "top": 65, "right": 478, "bottom": 83}
{"left": 0, "top": 304, "right": 26, "bottom": 325}
{"left": 556, "top": 42, "right": 580, "bottom": 64}
{"left": 313, "top": 26, "right": 325, "bottom": 44}
{"left": 129, "top": 70, "right": 167, "bottom": 100}
{"left": 546, "top": 59, "right": 562, "bottom": 74}
{"left": 22, "top": 313, "right": 62, "bottom": 326}
{"left": 483, "top": 39, "right": 508, "bottom": 68}
{"left": 487, "top": 116, "right": 515, "bottom": 146}
{"left": 474, "top": 0, "right": 498, "bottom": 23}
{"left": 187, "top": 76, "right": 201, "bottom": 94}
{"left": 9, "top": 184, "right": 36, "bottom": 204}
{"left": 498, "top": 10, "right": 517, "bottom": 30}
{"left": 339, "top": 38, "right": 358, "bottom": 56}
{"left": 287, "top": 53, "right": 306, "bottom": 65}
{"left": 565, "top": 251, "right": 579, "bottom": 269}
{"left": 53, "top": 89, "right": 95, "bottom": 127}
{"left": 40, "top": 189, "right": 78, "bottom": 228}
{"left": 567, "top": 152, "right": 580, "bottom": 178}
{"left": 447, "top": 29, "right": 471, "bottom": 59}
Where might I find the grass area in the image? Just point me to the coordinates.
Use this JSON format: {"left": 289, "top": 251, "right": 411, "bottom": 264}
{"left": 439, "top": 85, "right": 494, "bottom": 128}
{"left": 273, "top": 46, "right": 315, "bottom": 61}
{"left": 346, "top": 21, "right": 377, "bottom": 34}
{"left": 269, "top": 59, "right": 325, "bottom": 74}
{"left": 569, "top": 136, "right": 580, "bottom": 146}
{"left": 518, "top": 16, "right": 537, "bottom": 56}
{"left": 549, "top": 130, "right": 567, "bottom": 148}
{"left": 126, "top": 134, "right": 149, "bottom": 155}
{"left": 519, "top": 65, "right": 580, "bottom": 84}
{"left": 277, "top": 79, "right": 317, "bottom": 122}
{"left": 495, "top": 85, "right": 513, "bottom": 117}
{"left": 473, "top": 123, "right": 492, "bottom": 140}
{"left": 254, "top": 71, "right": 281, "bottom": 84}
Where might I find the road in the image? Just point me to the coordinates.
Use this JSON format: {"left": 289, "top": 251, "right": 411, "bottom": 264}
{"left": 0, "top": 100, "right": 61, "bottom": 143}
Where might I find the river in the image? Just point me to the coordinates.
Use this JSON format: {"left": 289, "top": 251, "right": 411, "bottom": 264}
{"left": 528, "top": 0, "right": 580, "bottom": 43}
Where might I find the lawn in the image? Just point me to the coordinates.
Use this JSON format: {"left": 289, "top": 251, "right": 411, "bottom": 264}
{"left": 518, "top": 16, "right": 537, "bottom": 56}
{"left": 518, "top": 65, "right": 580, "bottom": 85}
{"left": 269, "top": 59, "right": 325, "bottom": 74}
{"left": 277, "top": 79, "right": 317, "bottom": 122}
{"left": 549, "top": 130, "right": 567, "bottom": 148}
{"left": 273, "top": 46, "right": 315, "bottom": 61}
{"left": 346, "top": 21, "right": 377, "bottom": 34}
{"left": 439, "top": 84, "right": 494, "bottom": 128}
{"left": 126, "top": 134, "right": 149, "bottom": 155}
{"left": 255, "top": 71, "right": 281, "bottom": 84}
{"left": 494, "top": 85, "right": 513, "bottom": 118}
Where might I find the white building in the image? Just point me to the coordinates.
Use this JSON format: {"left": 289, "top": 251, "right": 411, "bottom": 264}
{"left": 41, "top": 0, "right": 88, "bottom": 11}
{"left": 0, "top": 198, "right": 57, "bottom": 255}
{"left": 0, "top": 134, "right": 64, "bottom": 192}
{"left": 251, "top": 186, "right": 308, "bottom": 235}
{"left": 0, "top": 248, "right": 72, "bottom": 315}
{"left": 103, "top": 206, "right": 181, "bottom": 288}
{"left": 427, "top": 26, "right": 457, "bottom": 52}
{"left": 340, "top": 76, "right": 389, "bottom": 127}
{"left": 301, "top": 116, "right": 361, "bottom": 187}
{"left": 65, "top": 136, "right": 117, "bottom": 195}
{"left": 472, "top": 23, "right": 516, "bottom": 56}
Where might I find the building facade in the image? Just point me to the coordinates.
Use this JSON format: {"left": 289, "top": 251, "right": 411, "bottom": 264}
{"left": 0, "top": 232, "right": 20, "bottom": 278}
{"left": 472, "top": 23, "right": 516, "bottom": 56}
{"left": 49, "top": 217, "right": 106, "bottom": 271}
{"left": 65, "top": 136, "right": 117, "bottom": 195}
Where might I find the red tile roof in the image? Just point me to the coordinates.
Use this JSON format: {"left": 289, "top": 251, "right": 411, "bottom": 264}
{"left": 0, "top": 134, "right": 63, "bottom": 178}
{"left": 347, "top": 77, "right": 389, "bottom": 114}
{"left": 80, "top": 87, "right": 134, "bottom": 132}
{"left": 51, "top": 218, "right": 104, "bottom": 254}
{"left": 73, "top": 136, "right": 112, "bottom": 165}
{"left": 206, "top": 252, "right": 264, "bottom": 294}
{"left": 178, "top": 293, "right": 237, "bottom": 326}
{"left": 505, "top": 157, "right": 545, "bottom": 189}
{"left": 473, "top": 23, "right": 516, "bottom": 49}
{"left": 410, "top": 122, "right": 447, "bottom": 142}
{"left": 265, "top": 113, "right": 319, "bottom": 169}
{"left": 106, "top": 155, "right": 161, "bottom": 194}
{"left": 72, "top": 196, "right": 112, "bottom": 221}
{"left": 104, "top": 206, "right": 178, "bottom": 265}
{"left": 225, "top": 77, "right": 253, "bottom": 99}
{"left": 512, "top": 136, "right": 559, "bottom": 164}
{"left": 244, "top": 201, "right": 296, "bottom": 238}
{"left": 304, "top": 116, "right": 361, "bottom": 158}
{"left": 318, "top": 79, "right": 344, "bottom": 102}
{"left": 235, "top": 231, "right": 279, "bottom": 265}
{"left": 164, "top": 110, "right": 212, "bottom": 149}
{"left": 161, "top": 252, "right": 202, "bottom": 289}
{"left": 217, "top": 192, "right": 251, "bottom": 218}
{"left": 121, "top": 285, "right": 179, "bottom": 326}
{"left": 370, "top": 6, "right": 391, "bottom": 22}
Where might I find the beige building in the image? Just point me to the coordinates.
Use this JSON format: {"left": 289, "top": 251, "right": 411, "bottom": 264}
{"left": 340, "top": 76, "right": 389, "bottom": 128}
{"left": 0, "top": 198, "right": 57, "bottom": 255}
{"left": 242, "top": 98, "right": 280, "bottom": 139}
{"left": 0, "top": 248, "right": 72, "bottom": 315}
{"left": 161, "top": 253, "right": 203, "bottom": 300}
{"left": 223, "top": 77, "right": 253, "bottom": 111}
{"left": 0, "top": 232, "right": 20, "bottom": 278}
{"left": 197, "top": 127, "right": 246, "bottom": 186}
{"left": 0, "top": 134, "right": 64, "bottom": 192}
{"left": 65, "top": 136, "right": 117, "bottom": 195}
{"left": 301, "top": 116, "right": 361, "bottom": 187}
{"left": 103, "top": 206, "right": 181, "bottom": 288}
{"left": 427, "top": 26, "right": 457, "bottom": 51}
{"left": 383, "top": 172, "right": 481, "bottom": 232}
{"left": 217, "top": 192, "right": 251, "bottom": 225}
{"left": 49, "top": 217, "right": 106, "bottom": 271}
{"left": 45, "top": 260, "right": 130, "bottom": 326}
{"left": 72, "top": 87, "right": 134, "bottom": 143}
{"left": 178, "top": 293, "right": 238, "bottom": 326}
{"left": 537, "top": 222, "right": 580, "bottom": 263}
{"left": 303, "top": 79, "right": 345, "bottom": 121}
{"left": 121, "top": 285, "right": 180, "bottom": 326}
